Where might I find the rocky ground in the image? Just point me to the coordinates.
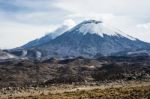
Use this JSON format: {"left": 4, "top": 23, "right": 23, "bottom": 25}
{"left": 0, "top": 56, "right": 150, "bottom": 87}
{"left": 0, "top": 56, "right": 150, "bottom": 98}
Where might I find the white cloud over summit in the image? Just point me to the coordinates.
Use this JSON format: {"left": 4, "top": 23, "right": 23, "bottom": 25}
{"left": 63, "top": 19, "right": 76, "bottom": 27}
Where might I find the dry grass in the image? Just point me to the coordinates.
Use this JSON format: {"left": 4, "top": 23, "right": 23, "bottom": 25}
{"left": 9, "top": 84, "right": 150, "bottom": 99}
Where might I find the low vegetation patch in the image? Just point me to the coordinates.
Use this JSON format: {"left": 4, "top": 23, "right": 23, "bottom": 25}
{"left": 10, "top": 85, "right": 150, "bottom": 99}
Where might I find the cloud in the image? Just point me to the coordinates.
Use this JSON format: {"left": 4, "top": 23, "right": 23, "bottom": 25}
{"left": 55, "top": 0, "right": 149, "bottom": 15}
{"left": 63, "top": 19, "right": 76, "bottom": 27}
{"left": 0, "top": 21, "right": 57, "bottom": 49}
{"left": 137, "top": 23, "right": 150, "bottom": 29}
{"left": 67, "top": 13, "right": 115, "bottom": 24}
{"left": 46, "top": 19, "right": 76, "bottom": 38}
{"left": 0, "top": 0, "right": 70, "bottom": 48}
{"left": 0, "top": 0, "right": 70, "bottom": 25}
{"left": 0, "top": 0, "right": 57, "bottom": 12}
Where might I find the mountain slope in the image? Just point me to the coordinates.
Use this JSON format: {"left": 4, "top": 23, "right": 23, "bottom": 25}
{"left": 31, "top": 20, "right": 149, "bottom": 58}
{"left": 22, "top": 24, "right": 72, "bottom": 49}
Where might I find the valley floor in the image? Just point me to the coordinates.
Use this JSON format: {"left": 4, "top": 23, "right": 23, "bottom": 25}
{"left": 1, "top": 80, "right": 150, "bottom": 99}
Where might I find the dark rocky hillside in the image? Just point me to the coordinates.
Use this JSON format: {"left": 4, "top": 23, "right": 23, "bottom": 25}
{"left": 0, "top": 56, "right": 150, "bottom": 88}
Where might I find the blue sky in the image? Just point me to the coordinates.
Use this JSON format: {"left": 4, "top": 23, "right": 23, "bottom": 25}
{"left": 0, "top": 0, "right": 150, "bottom": 49}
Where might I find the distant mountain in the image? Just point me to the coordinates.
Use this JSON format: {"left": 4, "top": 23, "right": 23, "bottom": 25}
{"left": 10, "top": 20, "right": 150, "bottom": 59}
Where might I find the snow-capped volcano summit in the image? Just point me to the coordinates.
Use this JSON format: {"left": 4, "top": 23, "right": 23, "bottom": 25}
{"left": 70, "top": 20, "right": 136, "bottom": 40}
{"left": 13, "top": 20, "right": 150, "bottom": 59}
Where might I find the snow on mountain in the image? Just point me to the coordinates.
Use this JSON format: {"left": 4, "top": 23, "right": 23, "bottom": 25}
{"left": 0, "top": 50, "right": 18, "bottom": 60}
{"left": 70, "top": 20, "right": 136, "bottom": 40}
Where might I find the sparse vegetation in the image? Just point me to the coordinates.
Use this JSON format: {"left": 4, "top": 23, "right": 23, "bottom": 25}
{"left": 8, "top": 84, "right": 150, "bottom": 99}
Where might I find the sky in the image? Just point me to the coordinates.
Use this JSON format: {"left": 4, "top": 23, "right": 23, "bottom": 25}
{"left": 0, "top": 0, "right": 150, "bottom": 49}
